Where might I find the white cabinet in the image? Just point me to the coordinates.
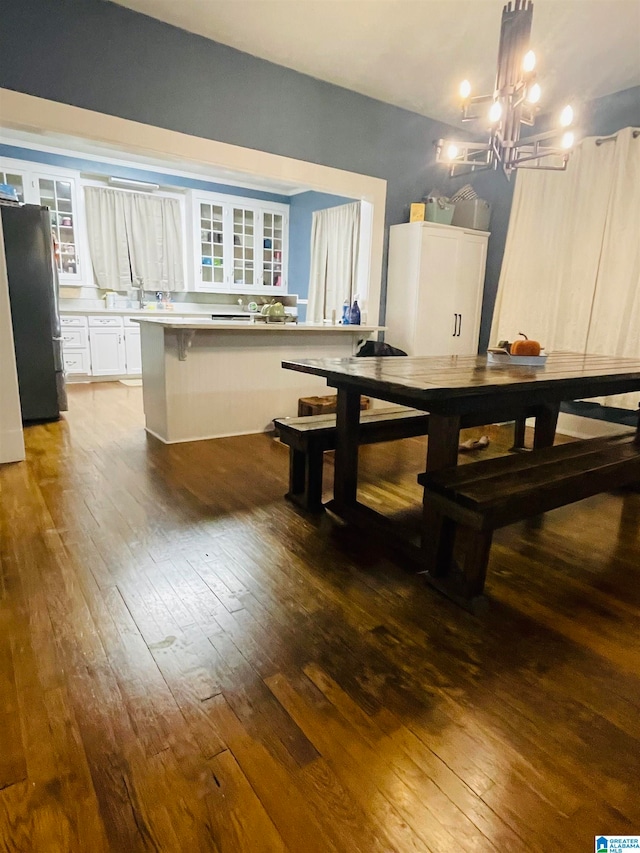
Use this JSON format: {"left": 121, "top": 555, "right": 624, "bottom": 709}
{"left": 124, "top": 328, "right": 142, "bottom": 375}
{"left": 88, "top": 316, "right": 126, "bottom": 376}
{"left": 60, "top": 315, "right": 91, "bottom": 376}
{"left": 194, "top": 193, "right": 288, "bottom": 294}
{"left": 35, "top": 172, "right": 83, "bottom": 283}
{"left": 385, "top": 222, "right": 488, "bottom": 357}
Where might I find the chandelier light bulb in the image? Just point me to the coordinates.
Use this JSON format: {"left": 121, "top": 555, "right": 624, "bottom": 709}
{"left": 489, "top": 101, "right": 503, "bottom": 123}
{"left": 459, "top": 79, "right": 472, "bottom": 100}
{"left": 446, "top": 144, "right": 460, "bottom": 161}
{"left": 523, "top": 50, "right": 536, "bottom": 73}
{"left": 560, "top": 105, "right": 574, "bottom": 127}
{"left": 561, "top": 131, "right": 575, "bottom": 149}
{"left": 527, "top": 83, "right": 542, "bottom": 104}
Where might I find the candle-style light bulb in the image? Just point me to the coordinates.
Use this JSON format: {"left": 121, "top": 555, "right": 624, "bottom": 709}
{"left": 446, "top": 144, "right": 460, "bottom": 161}
{"left": 527, "top": 83, "right": 541, "bottom": 104}
{"left": 523, "top": 50, "right": 536, "bottom": 73}
{"left": 489, "top": 101, "right": 503, "bottom": 123}
{"left": 559, "top": 105, "right": 574, "bottom": 127}
{"left": 561, "top": 131, "right": 575, "bottom": 149}
{"left": 459, "top": 79, "right": 472, "bottom": 100}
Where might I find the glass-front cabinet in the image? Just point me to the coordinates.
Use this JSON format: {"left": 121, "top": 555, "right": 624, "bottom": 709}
{"left": 199, "top": 200, "right": 226, "bottom": 287}
{"left": 0, "top": 158, "right": 83, "bottom": 284}
{"left": 0, "top": 167, "right": 26, "bottom": 203}
{"left": 261, "top": 211, "right": 284, "bottom": 288}
{"left": 194, "top": 192, "right": 288, "bottom": 293}
{"left": 35, "top": 174, "right": 82, "bottom": 281}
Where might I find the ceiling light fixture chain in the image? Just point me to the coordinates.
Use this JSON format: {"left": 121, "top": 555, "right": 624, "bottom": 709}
{"left": 436, "top": 0, "right": 577, "bottom": 179}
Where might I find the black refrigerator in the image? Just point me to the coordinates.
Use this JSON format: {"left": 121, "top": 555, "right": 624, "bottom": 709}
{"left": 1, "top": 202, "right": 67, "bottom": 422}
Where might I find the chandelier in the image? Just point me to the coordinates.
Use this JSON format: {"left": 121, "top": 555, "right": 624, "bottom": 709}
{"left": 436, "top": 0, "right": 577, "bottom": 178}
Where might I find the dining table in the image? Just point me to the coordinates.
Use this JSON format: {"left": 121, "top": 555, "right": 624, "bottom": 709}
{"left": 282, "top": 352, "right": 640, "bottom": 602}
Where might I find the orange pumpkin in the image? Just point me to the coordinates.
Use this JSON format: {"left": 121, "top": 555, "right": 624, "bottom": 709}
{"left": 511, "top": 333, "right": 541, "bottom": 356}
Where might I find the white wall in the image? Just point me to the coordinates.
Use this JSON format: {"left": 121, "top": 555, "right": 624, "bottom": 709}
{"left": 0, "top": 216, "right": 25, "bottom": 464}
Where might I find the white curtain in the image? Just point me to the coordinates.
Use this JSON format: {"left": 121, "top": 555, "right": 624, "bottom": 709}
{"left": 84, "top": 187, "right": 132, "bottom": 290}
{"left": 85, "top": 187, "right": 185, "bottom": 291}
{"left": 490, "top": 127, "right": 640, "bottom": 409}
{"left": 307, "top": 201, "right": 361, "bottom": 323}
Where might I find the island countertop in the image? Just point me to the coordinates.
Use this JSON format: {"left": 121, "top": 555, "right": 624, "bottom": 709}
{"left": 136, "top": 318, "right": 383, "bottom": 442}
{"left": 134, "top": 318, "right": 385, "bottom": 332}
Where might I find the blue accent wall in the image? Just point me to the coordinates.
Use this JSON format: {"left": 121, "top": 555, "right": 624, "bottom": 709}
{"left": 288, "top": 192, "right": 354, "bottom": 320}
{"left": 0, "top": 143, "right": 291, "bottom": 204}
{"left": 1, "top": 1, "right": 638, "bottom": 346}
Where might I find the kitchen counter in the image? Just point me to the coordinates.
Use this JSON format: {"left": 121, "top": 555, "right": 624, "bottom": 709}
{"left": 59, "top": 307, "right": 218, "bottom": 317}
{"left": 135, "top": 318, "right": 383, "bottom": 332}
{"left": 137, "top": 319, "right": 382, "bottom": 443}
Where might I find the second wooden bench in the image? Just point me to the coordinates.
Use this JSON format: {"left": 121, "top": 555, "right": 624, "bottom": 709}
{"left": 419, "top": 427, "right": 640, "bottom": 604}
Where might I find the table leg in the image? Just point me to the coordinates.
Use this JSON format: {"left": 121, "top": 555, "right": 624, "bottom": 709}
{"left": 533, "top": 403, "right": 560, "bottom": 449}
{"left": 420, "top": 414, "right": 460, "bottom": 577}
{"left": 333, "top": 386, "right": 362, "bottom": 511}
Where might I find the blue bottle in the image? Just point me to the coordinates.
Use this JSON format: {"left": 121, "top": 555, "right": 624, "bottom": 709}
{"left": 349, "top": 299, "right": 361, "bottom": 325}
{"left": 341, "top": 300, "right": 350, "bottom": 325}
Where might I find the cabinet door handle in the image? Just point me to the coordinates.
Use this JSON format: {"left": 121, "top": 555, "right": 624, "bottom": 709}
{"left": 453, "top": 313, "right": 458, "bottom": 336}
{"left": 458, "top": 313, "right": 462, "bottom": 337}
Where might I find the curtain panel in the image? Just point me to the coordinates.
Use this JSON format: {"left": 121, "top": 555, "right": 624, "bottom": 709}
{"left": 307, "top": 202, "right": 361, "bottom": 324}
{"left": 85, "top": 187, "right": 185, "bottom": 292}
{"left": 490, "top": 126, "right": 640, "bottom": 409}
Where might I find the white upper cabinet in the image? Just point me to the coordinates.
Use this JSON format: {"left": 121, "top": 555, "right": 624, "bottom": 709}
{"left": 0, "top": 157, "right": 86, "bottom": 285}
{"left": 0, "top": 166, "right": 27, "bottom": 203}
{"left": 194, "top": 192, "right": 288, "bottom": 293}
{"left": 34, "top": 172, "right": 83, "bottom": 283}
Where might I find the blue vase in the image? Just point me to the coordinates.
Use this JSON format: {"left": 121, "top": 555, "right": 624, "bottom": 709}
{"left": 349, "top": 300, "right": 361, "bottom": 325}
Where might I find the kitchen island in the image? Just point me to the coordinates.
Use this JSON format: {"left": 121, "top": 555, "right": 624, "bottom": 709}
{"left": 136, "top": 318, "right": 383, "bottom": 443}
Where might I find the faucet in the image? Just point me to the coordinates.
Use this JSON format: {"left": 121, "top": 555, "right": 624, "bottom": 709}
{"left": 133, "top": 275, "right": 146, "bottom": 309}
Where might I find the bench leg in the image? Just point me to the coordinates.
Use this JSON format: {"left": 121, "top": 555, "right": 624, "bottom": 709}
{"left": 459, "top": 528, "right": 493, "bottom": 599}
{"left": 511, "top": 416, "right": 527, "bottom": 450}
{"left": 424, "top": 519, "right": 493, "bottom": 606}
{"left": 285, "top": 446, "right": 325, "bottom": 513}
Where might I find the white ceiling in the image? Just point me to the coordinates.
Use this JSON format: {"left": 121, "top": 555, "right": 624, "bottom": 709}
{"left": 113, "top": 0, "right": 640, "bottom": 127}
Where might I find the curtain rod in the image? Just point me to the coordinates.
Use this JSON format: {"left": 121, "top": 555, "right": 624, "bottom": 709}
{"left": 595, "top": 129, "right": 640, "bottom": 145}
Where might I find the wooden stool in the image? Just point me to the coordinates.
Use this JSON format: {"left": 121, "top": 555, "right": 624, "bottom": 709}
{"left": 297, "top": 395, "right": 370, "bottom": 417}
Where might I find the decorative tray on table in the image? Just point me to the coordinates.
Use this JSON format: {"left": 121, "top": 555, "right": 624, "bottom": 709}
{"left": 486, "top": 348, "right": 548, "bottom": 366}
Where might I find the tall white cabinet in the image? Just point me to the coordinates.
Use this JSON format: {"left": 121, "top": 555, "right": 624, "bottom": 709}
{"left": 385, "top": 222, "right": 489, "bottom": 356}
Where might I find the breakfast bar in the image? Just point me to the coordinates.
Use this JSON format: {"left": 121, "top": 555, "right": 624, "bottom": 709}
{"left": 136, "top": 318, "right": 382, "bottom": 443}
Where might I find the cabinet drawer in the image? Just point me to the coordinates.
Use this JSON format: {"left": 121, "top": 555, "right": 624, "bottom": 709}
{"left": 124, "top": 316, "right": 142, "bottom": 327}
{"left": 61, "top": 328, "right": 88, "bottom": 348}
{"left": 60, "top": 315, "right": 88, "bottom": 328}
{"left": 88, "top": 315, "right": 124, "bottom": 328}
{"left": 63, "top": 350, "right": 91, "bottom": 375}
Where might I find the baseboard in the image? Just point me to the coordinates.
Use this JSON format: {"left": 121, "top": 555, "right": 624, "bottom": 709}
{"left": 556, "top": 413, "right": 631, "bottom": 440}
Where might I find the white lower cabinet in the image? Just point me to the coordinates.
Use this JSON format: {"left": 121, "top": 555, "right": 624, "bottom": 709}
{"left": 63, "top": 349, "right": 91, "bottom": 375}
{"left": 89, "top": 326, "right": 127, "bottom": 376}
{"left": 124, "top": 328, "right": 142, "bottom": 374}
{"left": 61, "top": 314, "right": 144, "bottom": 378}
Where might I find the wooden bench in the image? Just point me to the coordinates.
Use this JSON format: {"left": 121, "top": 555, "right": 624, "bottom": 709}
{"left": 274, "top": 407, "right": 431, "bottom": 511}
{"left": 419, "top": 427, "right": 640, "bottom": 603}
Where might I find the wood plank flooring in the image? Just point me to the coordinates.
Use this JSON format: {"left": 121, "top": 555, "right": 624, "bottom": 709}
{"left": 0, "top": 381, "right": 638, "bottom": 852}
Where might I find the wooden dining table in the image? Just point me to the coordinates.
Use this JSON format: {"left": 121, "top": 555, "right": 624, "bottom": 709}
{"left": 282, "top": 352, "right": 640, "bottom": 600}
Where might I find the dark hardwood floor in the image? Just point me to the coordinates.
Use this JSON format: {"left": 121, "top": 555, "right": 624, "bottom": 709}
{"left": 1, "top": 382, "right": 638, "bottom": 852}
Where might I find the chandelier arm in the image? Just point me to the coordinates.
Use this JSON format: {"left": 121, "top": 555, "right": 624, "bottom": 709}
{"left": 439, "top": 0, "right": 576, "bottom": 180}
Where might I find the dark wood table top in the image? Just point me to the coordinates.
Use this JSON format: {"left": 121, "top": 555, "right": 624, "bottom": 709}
{"left": 282, "top": 353, "right": 640, "bottom": 415}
